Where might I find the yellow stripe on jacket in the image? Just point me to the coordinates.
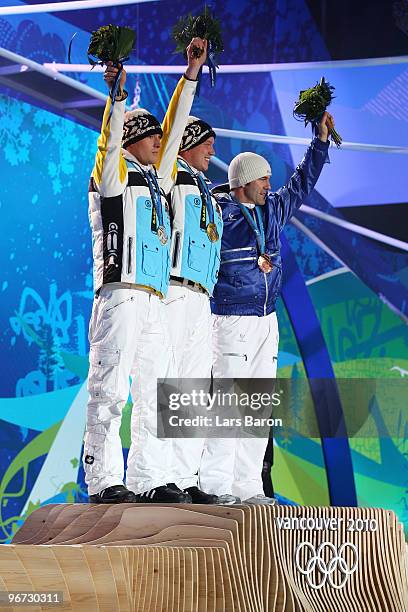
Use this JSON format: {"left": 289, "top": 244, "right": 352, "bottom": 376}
{"left": 156, "top": 76, "right": 197, "bottom": 195}
{"left": 92, "top": 96, "right": 128, "bottom": 197}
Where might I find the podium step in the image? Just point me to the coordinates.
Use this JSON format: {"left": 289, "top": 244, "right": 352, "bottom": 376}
{"left": 2, "top": 504, "right": 407, "bottom": 611}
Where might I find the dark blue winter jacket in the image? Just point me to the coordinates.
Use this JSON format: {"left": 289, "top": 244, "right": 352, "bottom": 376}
{"left": 210, "top": 137, "right": 330, "bottom": 317}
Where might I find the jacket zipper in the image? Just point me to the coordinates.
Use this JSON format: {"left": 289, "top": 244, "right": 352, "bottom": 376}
{"left": 264, "top": 271, "right": 268, "bottom": 315}
{"left": 221, "top": 247, "right": 254, "bottom": 253}
{"left": 172, "top": 231, "right": 181, "bottom": 268}
{"left": 127, "top": 237, "right": 133, "bottom": 274}
{"left": 251, "top": 209, "right": 269, "bottom": 315}
{"left": 221, "top": 256, "right": 257, "bottom": 265}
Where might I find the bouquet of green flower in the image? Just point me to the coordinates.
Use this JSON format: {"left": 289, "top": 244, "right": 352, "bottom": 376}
{"left": 172, "top": 6, "right": 224, "bottom": 91}
{"left": 87, "top": 24, "right": 135, "bottom": 67}
{"left": 293, "top": 77, "right": 342, "bottom": 147}
{"left": 79, "top": 25, "right": 135, "bottom": 120}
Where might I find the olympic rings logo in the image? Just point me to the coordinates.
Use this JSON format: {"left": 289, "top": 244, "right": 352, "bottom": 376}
{"left": 295, "top": 542, "right": 358, "bottom": 589}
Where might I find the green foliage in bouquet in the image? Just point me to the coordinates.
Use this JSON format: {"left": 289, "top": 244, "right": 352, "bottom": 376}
{"left": 294, "top": 77, "right": 342, "bottom": 146}
{"left": 87, "top": 24, "right": 135, "bottom": 66}
{"left": 172, "top": 6, "right": 224, "bottom": 59}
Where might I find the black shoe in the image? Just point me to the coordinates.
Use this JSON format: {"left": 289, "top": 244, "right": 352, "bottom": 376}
{"left": 167, "top": 482, "right": 195, "bottom": 503}
{"left": 89, "top": 485, "right": 137, "bottom": 504}
{"left": 184, "top": 486, "right": 219, "bottom": 504}
{"left": 136, "top": 484, "right": 192, "bottom": 504}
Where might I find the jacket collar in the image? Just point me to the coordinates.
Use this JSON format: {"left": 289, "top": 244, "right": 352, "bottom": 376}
{"left": 122, "top": 148, "right": 150, "bottom": 172}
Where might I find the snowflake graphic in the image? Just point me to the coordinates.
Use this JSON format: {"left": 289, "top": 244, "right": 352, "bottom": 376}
{"left": 33, "top": 109, "right": 90, "bottom": 194}
{"left": 0, "top": 97, "right": 32, "bottom": 166}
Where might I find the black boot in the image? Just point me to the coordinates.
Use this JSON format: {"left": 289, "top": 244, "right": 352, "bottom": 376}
{"left": 89, "top": 485, "right": 137, "bottom": 504}
{"left": 136, "top": 484, "right": 192, "bottom": 504}
{"left": 184, "top": 486, "right": 219, "bottom": 504}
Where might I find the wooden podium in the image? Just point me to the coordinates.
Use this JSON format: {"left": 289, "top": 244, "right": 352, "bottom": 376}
{"left": 1, "top": 504, "right": 406, "bottom": 611}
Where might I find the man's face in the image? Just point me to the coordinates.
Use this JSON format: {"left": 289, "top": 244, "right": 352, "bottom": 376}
{"left": 127, "top": 133, "right": 161, "bottom": 166}
{"left": 180, "top": 136, "right": 215, "bottom": 172}
{"left": 242, "top": 176, "right": 271, "bottom": 206}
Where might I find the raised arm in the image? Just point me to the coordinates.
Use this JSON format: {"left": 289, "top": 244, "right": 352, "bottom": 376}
{"left": 269, "top": 111, "right": 334, "bottom": 231}
{"left": 92, "top": 64, "right": 128, "bottom": 198}
{"left": 157, "top": 38, "right": 207, "bottom": 193}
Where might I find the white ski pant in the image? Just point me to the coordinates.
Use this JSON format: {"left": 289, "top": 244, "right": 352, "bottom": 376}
{"left": 84, "top": 285, "right": 176, "bottom": 496}
{"left": 161, "top": 284, "right": 212, "bottom": 489}
{"left": 200, "top": 311, "right": 279, "bottom": 500}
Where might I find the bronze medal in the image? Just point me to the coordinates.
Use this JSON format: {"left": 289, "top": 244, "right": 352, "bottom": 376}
{"left": 206, "top": 222, "right": 219, "bottom": 243}
{"left": 258, "top": 254, "right": 273, "bottom": 274}
{"left": 157, "top": 225, "right": 168, "bottom": 245}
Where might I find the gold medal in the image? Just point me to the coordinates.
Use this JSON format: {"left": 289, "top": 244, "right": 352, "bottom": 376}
{"left": 206, "top": 222, "right": 219, "bottom": 243}
{"left": 157, "top": 225, "right": 168, "bottom": 245}
{"left": 258, "top": 254, "right": 273, "bottom": 274}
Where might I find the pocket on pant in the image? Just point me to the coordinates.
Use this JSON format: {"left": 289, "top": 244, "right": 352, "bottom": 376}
{"left": 89, "top": 347, "right": 120, "bottom": 399}
{"left": 161, "top": 294, "right": 185, "bottom": 306}
{"left": 213, "top": 349, "right": 249, "bottom": 378}
{"left": 222, "top": 352, "right": 248, "bottom": 361}
{"left": 83, "top": 431, "right": 105, "bottom": 475}
{"left": 104, "top": 295, "right": 134, "bottom": 313}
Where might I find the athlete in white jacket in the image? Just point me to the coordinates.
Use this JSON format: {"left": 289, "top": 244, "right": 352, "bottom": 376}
{"left": 161, "top": 119, "right": 237, "bottom": 504}
{"left": 84, "top": 39, "right": 208, "bottom": 504}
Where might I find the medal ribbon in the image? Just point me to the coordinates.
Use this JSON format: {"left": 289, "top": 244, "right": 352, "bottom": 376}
{"left": 196, "top": 40, "right": 218, "bottom": 97}
{"left": 178, "top": 159, "right": 214, "bottom": 229}
{"left": 131, "top": 162, "right": 164, "bottom": 230}
{"left": 207, "top": 40, "right": 218, "bottom": 88}
{"left": 146, "top": 169, "right": 165, "bottom": 228}
{"left": 235, "top": 201, "right": 266, "bottom": 255}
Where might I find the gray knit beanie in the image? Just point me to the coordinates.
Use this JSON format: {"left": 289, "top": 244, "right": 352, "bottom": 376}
{"left": 228, "top": 152, "right": 271, "bottom": 188}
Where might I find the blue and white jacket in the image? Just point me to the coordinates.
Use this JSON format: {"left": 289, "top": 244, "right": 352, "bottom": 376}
{"left": 88, "top": 76, "right": 197, "bottom": 297}
{"left": 210, "top": 137, "right": 330, "bottom": 316}
{"left": 169, "top": 158, "right": 223, "bottom": 295}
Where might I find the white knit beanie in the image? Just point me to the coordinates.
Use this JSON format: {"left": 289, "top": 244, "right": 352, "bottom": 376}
{"left": 228, "top": 152, "right": 271, "bottom": 189}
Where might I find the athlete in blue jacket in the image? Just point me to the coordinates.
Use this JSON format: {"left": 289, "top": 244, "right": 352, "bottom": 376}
{"left": 199, "top": 112, "right": 334, "bottom": 503}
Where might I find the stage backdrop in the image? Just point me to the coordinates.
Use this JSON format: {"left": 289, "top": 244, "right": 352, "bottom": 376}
{"left": 0, "top": 0, "right": 407, "bottom": 542}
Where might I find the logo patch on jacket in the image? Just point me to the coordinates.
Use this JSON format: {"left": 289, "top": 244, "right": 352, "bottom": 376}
{"left": 85, "top": 455, "right": 95, "bottom": 465}
{"left": 105, "top": 223, "right": 119, "bottom": 269}
{"left": 145, "top": 199, "right": 152, "bottom": 209}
